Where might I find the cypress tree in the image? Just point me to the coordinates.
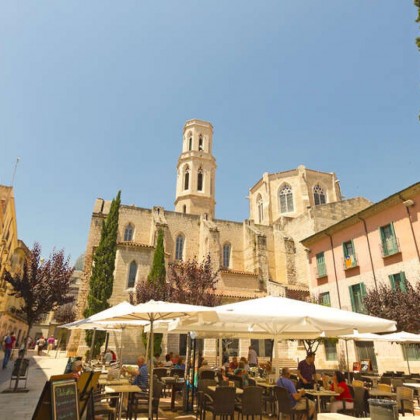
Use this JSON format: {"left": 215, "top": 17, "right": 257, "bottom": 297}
{"left": 147, "top": 228, "right": 166, "bottom": 288}
{"left": 84, "top": 191, "right": 121, "bottom": 356}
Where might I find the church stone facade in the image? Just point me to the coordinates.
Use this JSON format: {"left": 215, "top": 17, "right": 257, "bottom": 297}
{"left": 69, "top": 119, "right": 371, "bottom": 360}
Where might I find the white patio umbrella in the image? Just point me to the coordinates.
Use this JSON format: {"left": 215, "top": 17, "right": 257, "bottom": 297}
{"left": 172, "top": 296, "right": 396, "bottom": 373}
{"left": 376, "top": 331, "right": 420, "bottom": 374}
{"left": 59, "top": 302, "right": 145, "bottom": 364}
{"left": 95, "top": 299, "right": 218, "bottom": 420}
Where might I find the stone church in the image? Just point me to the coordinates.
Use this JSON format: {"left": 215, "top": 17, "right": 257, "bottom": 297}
{"left": 69, "top": 119, "right": 371, "bottom": 360}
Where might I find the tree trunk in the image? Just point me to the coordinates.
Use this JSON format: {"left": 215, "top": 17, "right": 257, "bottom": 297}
{"left": 13, "top": 323, "right": 31, "bottom": 392}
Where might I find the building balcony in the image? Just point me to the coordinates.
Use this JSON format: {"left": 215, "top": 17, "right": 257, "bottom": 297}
{"left": 380, "top": 237, "right": 400, "bottom": 257}
{"left": 342, "top": 254, "right": 358, "bottom": 270}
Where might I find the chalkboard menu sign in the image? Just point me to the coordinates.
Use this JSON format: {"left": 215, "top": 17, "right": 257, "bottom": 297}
{"left": 51, "top": 380, "right": 80, "bottom": 420}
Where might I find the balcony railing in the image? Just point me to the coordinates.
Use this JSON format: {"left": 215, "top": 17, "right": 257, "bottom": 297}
{"left": 342, "top": 254, "right": 358, "bottom": 270}
{"left": 380, "top": 237, "right": 400, "bottom": 257}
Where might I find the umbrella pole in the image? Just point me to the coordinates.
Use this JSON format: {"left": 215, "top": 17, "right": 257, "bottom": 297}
{"left": 89, "top": 328, "right": 97, "bottom": 364}
{"left": 218, "top": 338, "right": 223, "bottom": 368}
{"left": 104, "top": 332, "right": 109, "bottom": 353}
{"left": 191, "top": 336, "right": 197, "bottom": 413}
{"left": 403, "top": 344, "right": 411, "bottom": 374}
{"left": 273, "top": 335, "right": 278, "bottom": 377}
{"left": 344, "top": 339, "right": 350, "bottom": 383}
{"left": 148, "top": 320, "right": 154, "bottom": 420}
{"left": 145, "top": 330, "right": 150, "bottom": 364}
{"left": 119, "top": 328, "right": 125, "bottom": 378}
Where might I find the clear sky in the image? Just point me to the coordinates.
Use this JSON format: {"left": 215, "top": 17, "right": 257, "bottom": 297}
{"left": 1, "top": 1, "right": 419, "bottom": 263}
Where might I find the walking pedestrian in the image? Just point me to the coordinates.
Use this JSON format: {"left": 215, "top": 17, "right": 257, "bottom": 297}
{"left": 2, "top": 332, "right": 16, "bottom": 369}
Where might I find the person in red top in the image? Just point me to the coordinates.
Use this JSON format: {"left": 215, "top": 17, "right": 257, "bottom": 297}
{"left": 326, "top": 370, "right": 354, "bottom": 413}
{"left": 2, "top": 331, "right": 16, "bottom": 369}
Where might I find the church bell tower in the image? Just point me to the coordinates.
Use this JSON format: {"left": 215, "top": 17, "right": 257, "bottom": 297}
{"left": 174, "top": 119, "right": 216, "bottom": 218}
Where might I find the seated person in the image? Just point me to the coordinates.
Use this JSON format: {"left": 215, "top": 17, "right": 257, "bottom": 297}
{"left": 277, "top": 367, "right": 315, "bottom": 419}
{"left": 163, "top": 353, "right": 173, "bottom": 368}
{"left": 71, "top": 360, "right": 83, "bottom": 380}
{"left": 104, "top": 349, "right": 113, "bottom": 364}
{"left": 323, "top": 371, "right": 353, "bottom": 413}
{"left": 198, "top": 360, "right": 214, "bottom": 377}
{"left": 239, "top": 356, "right": 250, "bottom": 371}
{"left": 233, "top": 361, "right": 250, "bottom": 387}
{"left": 229, "top": 356, "right": 239, "bottom": 371}
{"left": 174, "top": 357, "right": 185, "bottom": 371}
{"left": 122, "top": 356, "right": 149, "bottom": 391}
{"left": 153, "top": 352, "right": 161, "bottom": 367}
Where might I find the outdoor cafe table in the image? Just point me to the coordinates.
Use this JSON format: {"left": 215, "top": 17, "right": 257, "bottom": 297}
{"left": 403, "top": 382, "right": 420, "bottom": 389}
{"left": 361, "top": 375, "right": 380, "bottom": 387}
{"left": 98, "top": 377, "right": 130, "bottom": 386}
{"left": 305, "top": 390, "right": 339, "bottom": 413}
{"left": 105, "top": 384, "right": 141, "bottom": 419}
{"left": 368, "top": 389, "right": 396, "bottom": 399}
{"left": 161, "top": 376, "right": 185, "bottom": 411}
{"left": 207, "top": 385, "right": 243, "bottom": 395}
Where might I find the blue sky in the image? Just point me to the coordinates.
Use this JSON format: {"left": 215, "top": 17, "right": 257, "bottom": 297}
{"left": 1, "top": 1, "right": 419, "bottom": 263}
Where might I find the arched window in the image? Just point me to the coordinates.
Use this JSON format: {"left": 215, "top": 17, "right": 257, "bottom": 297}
{"left": 199, "top": 135, "right": 204, "bottom": 151}
{"left": 183, "top": 205, "right": 187, "bottom": 214}
{"left": 313, "top": 184, "right": 326, "bottom": 205}
{"left": 188, "top": 132, "right": 192, "bottom": 151}
{"left": 279, "top": 184, "right": 294, "bottom": 213}
{"left": 175, "top": 234, "right": 184, "bottom": 260}
{"left": 257, "top": 194, "right": 264, "bottom": 224}
{"left": 223, "top": 243, "right": 231, "bottom": 268}
{"left": 127, "top": 261, "right": 137, "bottom": 288}
{"left": 197, "top": 168, "right": 203, "bottom": 191}
{"left": 124, "top": 224, "right": 134, "bottom": 241}
{"left": 184, "top": 166, "right": 190, "bottom": 190}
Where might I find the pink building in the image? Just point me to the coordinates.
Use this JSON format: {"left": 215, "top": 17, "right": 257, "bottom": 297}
{"left": 301, "top": 182, "right": 420, "bottom": 373}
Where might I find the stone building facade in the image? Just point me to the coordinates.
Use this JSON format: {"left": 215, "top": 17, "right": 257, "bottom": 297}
{"left": 69, "top": 119, "right": 372, "bottom": 360}
{"left": 0, "top": 186, "right": 29, "bottom": 345}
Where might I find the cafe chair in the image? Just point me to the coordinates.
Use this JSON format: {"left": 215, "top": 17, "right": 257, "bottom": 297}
{"left": 203, "top": 386, "right": 236, "bottom": 420}
{"left": 380, "top": 376, "right": 392, "bottom": 385}
{"left": 196, "top": 379, "right": 217, "bottom": 420}
{"left": 352, "top": 380, "right": 364, "bottom": 388}
{"left": 391, "top": 378, "right": 404, "bottom": 389}
{"left": 200, "top": 369, "right": 216, "bottom": 380}
{"left": 396, "top": 386, "right": 415, "bottom": 416}
{"left": 352, "top": 386, "right": 369, "bottom": 418}
{"left": 170, "top": 368, "right": 185, "bottom": 378}
{"left": 127, "top": 380, "right": 164, "bottom": 420}
{"left": 235, "top": 386, "right": 263, "bottom": 420}
{"left": 153, "top": 367, "right": 169, "bottom": 396}
{"left": 377, "top": 383, "right": 393, "bottom": 393}
{"left": 231, "top": 374, "right": 244, "bottom": 389}
{"left": 337, "top": 386, "right": 355, "bottom": 416}
{"left": 93, "top": 388, "right": 119, "bottom": 420}
{"left": 274, "top": 386, "right": 308, "bottom": 420}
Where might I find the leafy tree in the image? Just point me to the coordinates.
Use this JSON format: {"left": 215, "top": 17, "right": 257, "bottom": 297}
{"left": 167, "top": 254, "right": 221, "bottom": 307}
{"left": 84, "top": 191, "right": 121, "bottom": 356}
{"left": 4, "top": 242, "right": 74, "bottom": 341}
{"left": 363, "top": 281, "right": 420, "bottom": 333}
{"left": 132, "top": 252, "right": 221, "bottom": 355}
{"left": 55, "top": 302, "right": 76, "bottom": 324}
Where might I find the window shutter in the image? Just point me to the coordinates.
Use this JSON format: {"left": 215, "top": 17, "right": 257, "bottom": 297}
{"left": 349, "top": 286, "right": 356, "bottom": 312}
{"left": 400, "top": 272, "right": 407, "bottom": 292}
{"left": 389, "top": 274, "right": 396, "bottom": 290}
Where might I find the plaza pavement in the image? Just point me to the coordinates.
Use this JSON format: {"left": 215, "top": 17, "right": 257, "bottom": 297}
{"left": 0, "top": 349, "right": 195, "bottom": 419}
